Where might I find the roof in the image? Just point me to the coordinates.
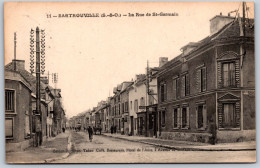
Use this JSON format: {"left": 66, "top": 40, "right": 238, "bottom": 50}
{"left": 5, "top": 62, "right": 48, "bottom": 95}
{"left": 158, "top": 17, "right": 254, "bottom": 72}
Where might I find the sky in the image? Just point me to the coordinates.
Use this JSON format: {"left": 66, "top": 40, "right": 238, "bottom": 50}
{"left": 4, "top": 1, "right": 254, "bottom": 118}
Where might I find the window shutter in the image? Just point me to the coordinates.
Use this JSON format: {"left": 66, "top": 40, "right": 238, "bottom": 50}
{"left": 186, "top": 107, "right": 190, "bottom": 128}
{"left": 177, "top": 78, "right": 180, "bottom": 99}
{"left": 196, "top": 69, "right": 202, "bottom": 92}
{"left": 185, "top": 74, "right": 190, "bottom": 95}
{"left": 235, "top": 60, "right": 240, "bottom": 87}
{"left": 172, "top": 79, "right": 177, "bottom": 100}
{"left": 195, "top": 107, "right": 198, "bottom": 128}
{"left": 203, "top": 105, "right": 207, "bottom": 128}
{"left": 181, "top": 76, "right": 185, "bottom": 97}
{"left": 202, "top": 67, "right": 207, "bottom": 91}
{"left": 164, "top": 83, "right": 167, "bottom": 101}
{"left": 218, "top": 103, "right": 223, "bottom": 128}
{"left": 217, "top": 62, "right": 222, "bottom": 88}
{"left": 235, "top": 102, "right": 240, "bottom": 128}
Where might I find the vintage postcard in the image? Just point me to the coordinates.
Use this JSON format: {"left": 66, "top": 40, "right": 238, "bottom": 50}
{"left": 4, "top": 1, "right": 255, "bottom": 163}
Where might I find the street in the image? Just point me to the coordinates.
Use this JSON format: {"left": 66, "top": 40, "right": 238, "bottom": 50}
{"left": 52, "top": 131, "right": 256, "bottom": 163}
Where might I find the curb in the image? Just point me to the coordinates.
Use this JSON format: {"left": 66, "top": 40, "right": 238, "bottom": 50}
{"left": 44, "top": 133, "right": 72, "bottom": 163}
{"left": 102, "top": 134, "right": 256, "bottom": 151}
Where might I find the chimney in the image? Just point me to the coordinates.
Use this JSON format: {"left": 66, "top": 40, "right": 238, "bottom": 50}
{"left": 210, "top": 13, "right": 234, "bottom": 35}
{"left": 159, "top": 57, "right": 168, "bottom": 67}
{"left": 12, "top": 59, "right": 25, "bottom": 71}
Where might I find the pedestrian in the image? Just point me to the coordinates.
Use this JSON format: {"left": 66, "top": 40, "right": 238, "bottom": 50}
{"left": 114, "top": 125, "right": 117, "bottom": 134}
{"left": 110, "top": 125, "right": 113, "bottom": 134}
{"left": 62, "top": 127, "right": 65, "bottom": 133}
{"left": 87, "top": 126, "right": 94, "bottom": 142}
{"left": 209, "top": 117, "right": 217, "bottom": 145}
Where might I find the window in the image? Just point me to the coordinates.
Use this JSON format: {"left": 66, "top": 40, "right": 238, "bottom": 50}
{"left": 181, "top": 74, "right": 190, "bottom": 97}
{"left": 25, "top": 111, "right": 30, "bottom": 137}
{"left": 122, "top": 103, "right": 124, "bottom": 113}
{"left": 160, "top": 83, "right": 167, "bottom": 102}
{"left": 5, "top": 90, "right": 15, "bottom": 112}
{"left": 118, "top": 104, "right": 120, "bottom": 115}
{"left": 134, "top": 99, "right": 138, "bottom": 111}
{"left": 223, "top": 103, "right": 236, "bottom": 128}
{"left": 173, "top": 108, "right": 178, "bottom": 128}
{"left": 130, "top": 101, "right": 132, "bottom": 110}
{"left": 181, "top": 106, "right": 190, "bottom": 128}
{"left": 172, "top": 79, "right": 177, "bottom": 100}
{"left": 140, "top": 97, "right": 145, "bottom": 106}
{"left": 182, "top": 107, "right": 187, "bottom": 127}
{"left": 5, "top": 118, "right": 13, "bottom": 138}
{"left": 149, "top": 95, "right": 154, "bottom": 105}
{"left": 197, "top": 67, "right": 207, "bottom": 92}
{"left": 161, "top": 111, "right": 166, "bottom": 127}
{"left": 196, "top": 104, "right": 207, "bottom": 129}
{"left": 125, "top": 102, "right": 128, "bottom": 112}
{"left": 134, "top": 118, "right": 137, "bottom": 130}
{"left": 223, "top": 62, "right": 235, "bottom": 87}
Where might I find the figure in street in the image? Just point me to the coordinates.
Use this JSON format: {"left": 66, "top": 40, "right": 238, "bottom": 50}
{"left": 87, "top": 126, "right": 93, "bottom": 142}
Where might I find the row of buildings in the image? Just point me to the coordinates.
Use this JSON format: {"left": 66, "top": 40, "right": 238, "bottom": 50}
{"left": 69, "top": 14, "right": 255, "bottom": 143}
{"left": 5, "top": 60, "right": 66, "bottom": 151}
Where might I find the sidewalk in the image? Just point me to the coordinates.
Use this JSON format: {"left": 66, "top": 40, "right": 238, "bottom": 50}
{"left": 102, "top": 133, "right": 256, "bottom": 151}
{"left": 6, "top": 131, "right": 71, "bottom": 163}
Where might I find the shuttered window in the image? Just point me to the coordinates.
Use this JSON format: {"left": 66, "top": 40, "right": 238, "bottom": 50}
{"left": 173, "top": 108, "right": 178, "bottom": 128}
{"left": 162, "top": 111, "right": 166, "bottom": 126}
{"left": 181, "top": 107, "right": 190, "bottom": 128}
{"left": 223, "top": 103, "right": 236, "bottom": 128}
{"left": 172, "top": 79, "right": 177, "bottom": 100}
{"left": 223, "top": 62, "right": 235, "bottom": 87}
{"left": 134, "top": 99, "right": 138, "bottom": 111}
{"left": 197, "top": 104, "right": 207, "bottom": 129}
{"left": 197, "top": 105, "right": 204, "bottom": 128}
{"left": 5, "top": 90, "right": 15, "bottom": 112}
{"left": 125, "top": 102, "right": 128, "bottom": 112}
{"left": 160, "top": 83, "right": 167, "bottom": 102}
{"left": 196, "top": 67, "right": 206, "bottom": 92}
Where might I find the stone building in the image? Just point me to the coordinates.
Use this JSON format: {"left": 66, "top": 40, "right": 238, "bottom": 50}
{"left": 157, "top": 14, "right": 255, "bottom": 143}
{"left": 5, "top": 69, "right": 33, "bottom": 151}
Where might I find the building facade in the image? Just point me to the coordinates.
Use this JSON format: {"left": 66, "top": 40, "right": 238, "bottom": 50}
{"left": 157, "top": 15, "right": 255, "bottom": 143}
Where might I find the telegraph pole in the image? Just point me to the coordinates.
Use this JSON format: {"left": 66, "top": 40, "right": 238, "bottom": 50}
{"left": 145, "top": 60, "right": 149, "bottom": 137}
{"left": 14, "top": 32, "right": 17, "bottom": 71}
{"left": 36, "top": 27, "right": 42, "bottom": 146}
{"left": 30, "top": 27, "right": 46, "bottom": 146}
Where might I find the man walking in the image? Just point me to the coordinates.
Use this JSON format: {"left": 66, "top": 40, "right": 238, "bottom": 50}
{"left": 87, "top": 126, "right": 94, "bottom": 142}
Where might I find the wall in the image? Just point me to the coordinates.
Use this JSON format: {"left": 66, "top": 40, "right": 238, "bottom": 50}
{"left": 5, "top": 80, "right": 32, "bottom": 144}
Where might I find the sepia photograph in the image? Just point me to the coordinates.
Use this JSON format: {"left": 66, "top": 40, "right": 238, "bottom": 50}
{"left": 4, "top": 1, "right": 255, "bottom": 163}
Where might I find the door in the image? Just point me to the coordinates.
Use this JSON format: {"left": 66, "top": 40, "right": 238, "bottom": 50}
{"left": 153, "top": 113, "right": 157, "bottom": 137}
{"left": 130, "top": 116, "right": 134, "bottom": 135}
{"left": 158, "top": 111, "right": 162, "bottom": 136}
